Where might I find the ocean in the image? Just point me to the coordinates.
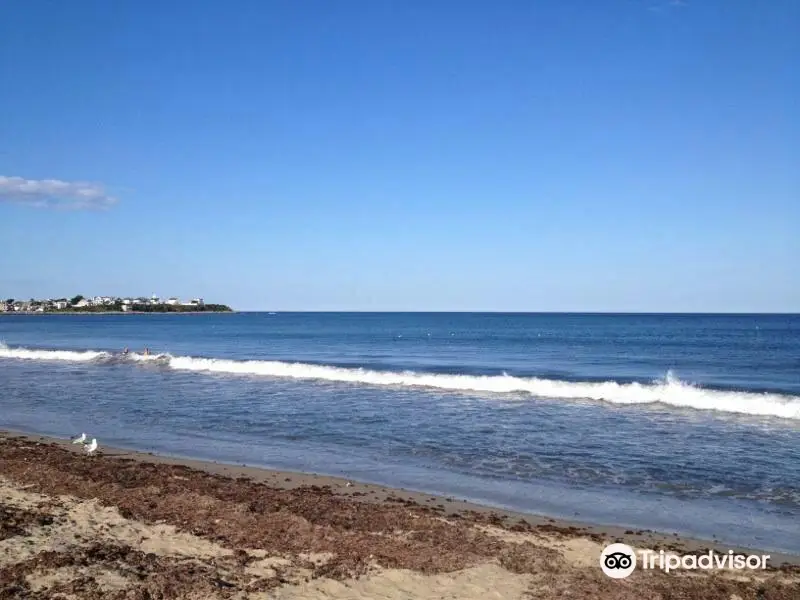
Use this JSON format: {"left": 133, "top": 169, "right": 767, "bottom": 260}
{"left": 1, "top": 312, "right": 798, "bottom": 553}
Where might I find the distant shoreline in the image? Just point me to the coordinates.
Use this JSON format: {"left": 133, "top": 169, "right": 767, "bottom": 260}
{"left": 0, "top": 310, "right": 236, "bottom": 316}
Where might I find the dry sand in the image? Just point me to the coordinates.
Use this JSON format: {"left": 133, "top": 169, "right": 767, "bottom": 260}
{"left": 0, "top": 432, "right": 797, "bottom": 599}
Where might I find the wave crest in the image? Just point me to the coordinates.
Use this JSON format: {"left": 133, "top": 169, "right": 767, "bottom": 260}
{"left": 2, "top": 343, "right": 799, "bottom": 420}
{"left": 0, "top": 342, "right": 109, "bottom": 362}
{"left": 168, "top": 357, "right": 800, "bottom": 419}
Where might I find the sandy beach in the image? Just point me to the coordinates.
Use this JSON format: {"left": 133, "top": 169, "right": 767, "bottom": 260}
{"left": 0, "top": 431, "right": 797, "bottom": 599}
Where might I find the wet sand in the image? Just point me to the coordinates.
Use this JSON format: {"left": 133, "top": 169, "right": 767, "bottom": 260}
{"left": 1, "top": 431, "right": 798, "bottom": 599}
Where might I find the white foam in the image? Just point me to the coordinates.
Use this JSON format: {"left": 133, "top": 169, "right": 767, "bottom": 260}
{"left": 2, "top": 342, "right": 798, "bottom": 420}
{"left": 127, "top": 352, "right": 170, "bottom": 363}
{"left": 167, "top": 357, "right": 800, "bottom": 420}
{"left": 0, "top": 342, "right": 108, "bottom": 362}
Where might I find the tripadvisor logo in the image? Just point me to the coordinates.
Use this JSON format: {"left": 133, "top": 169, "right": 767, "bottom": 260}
{"left": 600, "top": 543, "right": 770, "bottom": 578}
{"left": 601, "top": 544, "right": 636, "bottom": 579}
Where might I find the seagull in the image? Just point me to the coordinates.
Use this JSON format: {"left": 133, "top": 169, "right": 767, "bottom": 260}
{"left": 85, "top": 439, "right": 98, "bottom": 455}
{"left": 71, "top": 433, "right": 87, "bottom": 444}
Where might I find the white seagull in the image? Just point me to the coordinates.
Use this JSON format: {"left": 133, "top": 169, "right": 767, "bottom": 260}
{"left": 85, "top": 438, "right": 98, "bottom": 455}
{"left": 71, "top": 433, "right": 87, "bottom": 444}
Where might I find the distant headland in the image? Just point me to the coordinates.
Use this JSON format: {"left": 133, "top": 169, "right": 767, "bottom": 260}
{"left": 1, "top": 295, "right": 233, "bottom": 314}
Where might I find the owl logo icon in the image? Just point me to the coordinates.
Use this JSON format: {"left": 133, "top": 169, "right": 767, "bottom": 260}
{"left": 600, "top": 544, "right": 637, "bottom": 578}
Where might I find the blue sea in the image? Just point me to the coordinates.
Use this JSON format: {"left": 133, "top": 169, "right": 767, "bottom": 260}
{"left": 1, "top": 313, "right": 798, "bottom": 553}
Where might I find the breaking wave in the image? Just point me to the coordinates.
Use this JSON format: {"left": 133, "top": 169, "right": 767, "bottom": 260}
{"left": 2, "top": 343, "right": 799, "bottom": 420}
{"left": 0, "top": 342, "right": 109, "bottom": 362}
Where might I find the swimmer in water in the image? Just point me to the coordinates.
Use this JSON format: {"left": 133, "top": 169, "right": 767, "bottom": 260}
{"left": 122, "top": 347, "right": 129, "bottom": 355}
{"left": 143, "top": 347, "right": 150, "bottom": 356}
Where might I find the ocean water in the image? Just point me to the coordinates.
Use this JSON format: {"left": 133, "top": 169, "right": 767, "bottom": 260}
{"left": 1, "top": 312, "right": 799, "bottom": 553}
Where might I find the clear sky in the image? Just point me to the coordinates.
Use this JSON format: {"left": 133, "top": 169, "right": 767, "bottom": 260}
{"left": 1, "top": 0, "right": 797, "bottom": 312}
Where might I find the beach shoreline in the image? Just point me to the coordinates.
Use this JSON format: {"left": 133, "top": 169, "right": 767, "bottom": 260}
{"left": 2, "top": 429, "right": 797, "bottom": 566}
{"left": 1, "top": 430, "right": 798, "bottom": 599}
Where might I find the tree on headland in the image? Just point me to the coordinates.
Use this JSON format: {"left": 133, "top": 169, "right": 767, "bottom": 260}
{"left": 5, "top": 299, "right": 13, "bottom": 304}
{"left": 70, "top": 295, "right": 84, "bottom": 305}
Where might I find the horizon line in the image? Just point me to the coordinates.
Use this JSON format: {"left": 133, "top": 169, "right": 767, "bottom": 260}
{"left": 231, "top": 310, "right": 799, "bottom": 315}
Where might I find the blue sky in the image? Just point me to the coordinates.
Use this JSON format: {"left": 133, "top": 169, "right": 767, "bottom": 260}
{"left": 1, "top": 0, "right": 797, "bottom": 311}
